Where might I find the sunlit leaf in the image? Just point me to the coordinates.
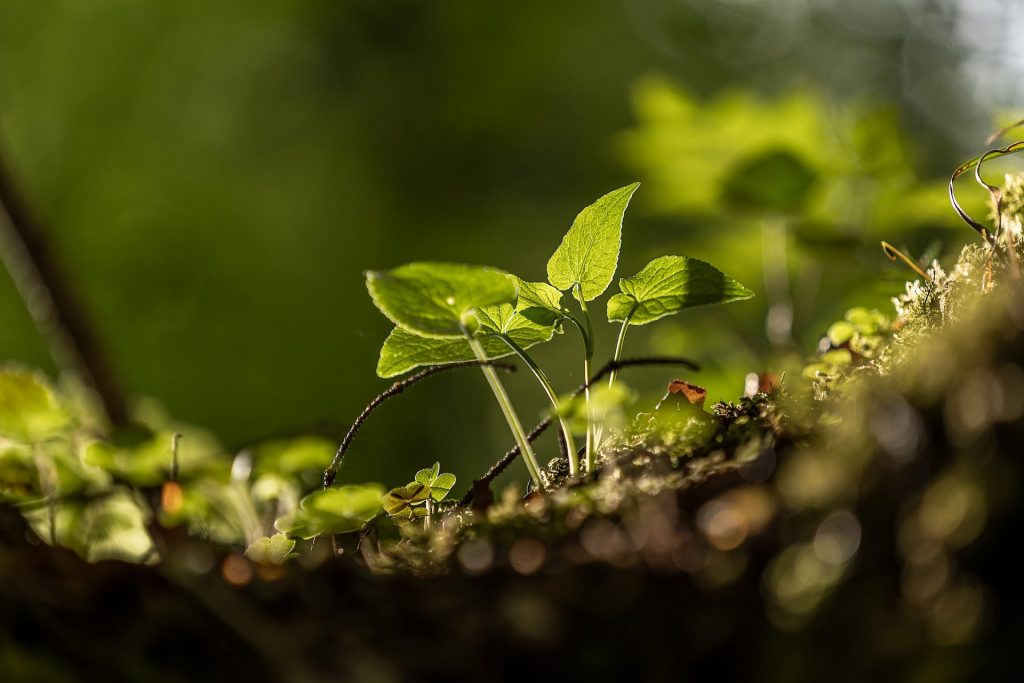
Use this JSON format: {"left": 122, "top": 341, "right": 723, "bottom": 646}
{"left": 377, "top": 327, "right": 510, "bottom": 378}
{"left": 376, "top": 309, "right": 559, "bottom": 378}
{"left": 607, "top": 256, "right": 754, "bottom": 325}
{"left": 414, "top": 462, "right": 441, "bottom": 486}
{"left": 547, "top": 183, "right": 639, "bottom": 301}
{"left": 383, "top": 482, "right": 430, "bottom": 515}
{"left": 366, "top": 262, "right": 517, "bottom": 338}
{"left": 515, "top": 280, "right": 566, "bottom": 326}
{"left": 411, "top": 462, "right": 457, "bottom": 502}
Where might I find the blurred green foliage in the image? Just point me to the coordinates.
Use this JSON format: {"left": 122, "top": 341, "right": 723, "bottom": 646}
{"left": 616, "top": 78, "right": 986, "bottom": 403}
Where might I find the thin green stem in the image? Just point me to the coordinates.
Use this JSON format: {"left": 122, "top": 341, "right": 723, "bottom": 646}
{"left": 464, "top": 331, "right": 545, "bottom": 490}
{"left": 593, "top": 309, "right": 635, "bottom": 450}
{"left": 564, "top": 312, "right": 592, "bottom": 356}
{"left": 575, "top": 285, "right": 596, "bottom": 472}
{"left": 499, "top": 334, "right": 579, "bottom": 477}
{"left": 607, "top": 309, "right": 636, "bottom": 390}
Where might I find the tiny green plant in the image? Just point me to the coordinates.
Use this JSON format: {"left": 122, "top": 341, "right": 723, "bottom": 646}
{"left": 382, "top": 462, "right": 456, "bottom": 526}
{"left": 364, "top": 183, "right": 753, "bottom": 490}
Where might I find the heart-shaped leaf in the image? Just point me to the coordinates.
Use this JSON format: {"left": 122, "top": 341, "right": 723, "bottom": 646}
{"left": 366, "top": 262, "right": 518, "bottom": 338}
{"left": 547, "top": 183, "right": 640, "bottom": 301}
{"left": 607, "top": 256, "right": 754, "bottom": 325}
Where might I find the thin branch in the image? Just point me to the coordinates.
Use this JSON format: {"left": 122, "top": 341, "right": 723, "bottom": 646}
{"left": 457, "top": 355, "right": 700, "bottom": 505}
{"left": 0, "top": 148, "right": 128, "bottom": 426}
{"left": 322, "top": 360, "right": 516, "bottom": 488}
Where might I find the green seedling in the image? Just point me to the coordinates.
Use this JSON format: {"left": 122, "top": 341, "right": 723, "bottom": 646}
{"left": 606, "top": 255, "right": 754, "bottom": 379}
{"left": 545, "top": 184, "right": 639, "bottom": 472}
{"left": 365, "top": 183, "right": 753, "bottom": 490}
{"left": 366, "top": 262, "right": 546, "bottom": 488}
{"left": 598, "top": 256, "right": 753, "bottom": 447}
{"left": 383, "top": 462, "right": 456, "bottom": 525}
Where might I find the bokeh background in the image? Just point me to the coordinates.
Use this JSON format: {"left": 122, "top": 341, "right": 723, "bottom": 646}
{"left": 1, "top": 0, "right": 1021, "bottom": 487}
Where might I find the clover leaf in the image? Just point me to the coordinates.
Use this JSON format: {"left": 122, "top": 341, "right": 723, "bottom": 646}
{"left": 413, "top": 462, "right": 457, "bottom": 502}
{"left": 275, "top": 483, "right": 385, "bottom": 540}
{"left": 382, "top": 482, "right": 433, "bottom": 525}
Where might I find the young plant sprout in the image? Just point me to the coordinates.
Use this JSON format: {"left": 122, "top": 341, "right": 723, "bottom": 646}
{"left": 366, "top": 262, "right": 547, "bottom": 489}
{"left": 383, "top": 462, "right": 456, "bottom": 526}
{"left": 605, "top": 256, "right": 753, "bottom": 376}
{"left": 545, "top": 183, "right": 639, "bottom": 472}
{"left": 364, "top": 183, "right": 754, "bottom": 489}
{"left": 597, "top": 255, "right": 753, "bottom": 446}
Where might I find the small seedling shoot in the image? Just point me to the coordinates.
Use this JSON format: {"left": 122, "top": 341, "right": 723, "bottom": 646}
{"left": 361, "top": 183, "right": 754, "bottom": 493}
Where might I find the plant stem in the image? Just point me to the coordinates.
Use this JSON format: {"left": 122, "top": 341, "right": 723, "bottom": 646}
{"left": 575, "top": 285, "right": 596, "bottom": 472}
{"left": 458, "top": 355, "right": 700, "bottom": 506}
{"left": 607, "top": 309, "right": 636, "bottom": 390}
{"left": 592, "top": 309, "right": 635, "bottom": 450}
{"left": 498, "top": 334, "right": 579, "bottom": 477}
{"left": 464, "top": 331, "right": 545, "bottom": 491}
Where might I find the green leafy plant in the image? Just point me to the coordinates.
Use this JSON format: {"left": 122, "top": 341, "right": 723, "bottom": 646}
{"left": 364, "top": 184, "right": 753, "bottom": 490}
{"left": 382, "top": 462, "right": 456, "bottom": 525}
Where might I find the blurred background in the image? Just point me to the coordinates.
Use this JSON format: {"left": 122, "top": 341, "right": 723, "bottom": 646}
{"left": 1, "top": 0, "right": 1021, "bottom": 488}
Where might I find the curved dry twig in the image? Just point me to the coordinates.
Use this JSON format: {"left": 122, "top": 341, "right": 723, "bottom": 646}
{"left": 969, "top": 146, "right": 1023, "bottom": 276}
{"left": 881, "top": 241, "right": 931, "bottom": 282}
{"left": 949, "top": 141, "right": 1024, "bottom": 245}
{"left": 322, "top": 360, "right": 516, "bottom": 488}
